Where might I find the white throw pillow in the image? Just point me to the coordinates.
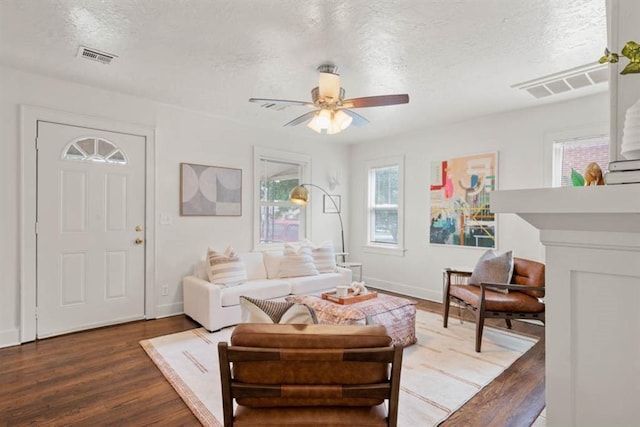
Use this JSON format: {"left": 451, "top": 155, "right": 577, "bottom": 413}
{"left": 278, "top": 243, "right": 319, "bottom": 278}
{"left": 263, "top": 250, "right": 284, "bottom": 279}
{"left": 239, "top": 252, "right": 268, "bottom": 281}
{"left": 239, "top": 296, "right": 317, "bottom": 324}
{"left": 206, "top": 246, "right": 247, "bottom": 287}
{"left": 305, "top": 240, "right": 337, "bottom": 273}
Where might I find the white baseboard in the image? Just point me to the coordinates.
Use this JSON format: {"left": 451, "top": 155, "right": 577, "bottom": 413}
{"left": 363, "top": 275, "right": 442, "bottom": 303}
{"left": 0, "top": 328, "right": 20, "bottom": 349}
{"left": 154, "top": 302, "right": 184, "bottom": 319}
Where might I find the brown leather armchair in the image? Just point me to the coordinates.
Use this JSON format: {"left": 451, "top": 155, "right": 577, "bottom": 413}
{"left": 442, "top": 257, "right": 545, "bottom": 352}
{"left": 218, "top": 323, "right": 403, "bottom": 426}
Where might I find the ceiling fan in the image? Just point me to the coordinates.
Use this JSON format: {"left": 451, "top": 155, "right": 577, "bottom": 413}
{"left": 249, "top": 64, "right": 409, "bottom": 135}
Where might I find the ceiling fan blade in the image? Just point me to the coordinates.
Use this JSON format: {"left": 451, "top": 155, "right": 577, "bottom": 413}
{"left": 283, "top": 110, "right": 318, "bottom": 127}
{"left": 340, "top": 108, "right": 369, "bottom": 127}
{"left": 249, "top": 98, "right": 314, "bottom": 110}
{"left": 342, "top": 94, "right": 409, "bottom": 109}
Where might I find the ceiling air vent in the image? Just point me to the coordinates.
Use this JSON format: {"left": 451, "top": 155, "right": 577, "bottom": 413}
{"left": 512, "top": 62, "right": 607, "bottom": 99}
{"left": 76, "top": 46, "right": 117, "bottom": 65}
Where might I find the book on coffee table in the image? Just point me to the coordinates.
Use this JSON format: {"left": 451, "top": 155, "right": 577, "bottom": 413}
{"left": 321, "top": 290, "right": 378, "bottom": 305}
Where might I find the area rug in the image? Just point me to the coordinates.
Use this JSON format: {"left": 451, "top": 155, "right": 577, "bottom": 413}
{"left": 140, "top": 309, "right": 537, "bottom": 426}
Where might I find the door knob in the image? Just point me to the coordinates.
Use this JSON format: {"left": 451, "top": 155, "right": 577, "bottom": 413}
{"left": 136, "top": 225, "right": 143, "bottom": 232}
{"left": 135, "top": 238, "right": 144, "bottom": 245}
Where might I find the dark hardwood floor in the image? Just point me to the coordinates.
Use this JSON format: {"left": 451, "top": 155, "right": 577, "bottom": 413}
{"left": 0, "top": 296, "right": 544, "bottom": 426}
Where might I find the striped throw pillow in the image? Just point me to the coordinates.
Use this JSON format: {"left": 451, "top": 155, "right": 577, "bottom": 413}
{"left": 278, "top": 243, "right": 319, "bottom": 278}
{"left": 308, "top": 240, "right": 337, "bottom": 273}
{"left": 239, "top": 296, "right": 317, "bottom": 324}
{"left": 206, "top": 246, "right": 247, "bottom": 287}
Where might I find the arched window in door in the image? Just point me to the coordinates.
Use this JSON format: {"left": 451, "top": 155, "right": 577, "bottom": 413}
{"left": 62, "top": 137, "right": 127, "bottom": 164}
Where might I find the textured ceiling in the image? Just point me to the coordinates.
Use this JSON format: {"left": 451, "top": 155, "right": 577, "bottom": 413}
{"left": 0, "top": 0, "right": 608, "bottom": 143}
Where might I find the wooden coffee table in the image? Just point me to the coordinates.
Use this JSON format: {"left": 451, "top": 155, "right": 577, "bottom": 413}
{"left": 287, "top": 293, "right": 417, "bottom": 346}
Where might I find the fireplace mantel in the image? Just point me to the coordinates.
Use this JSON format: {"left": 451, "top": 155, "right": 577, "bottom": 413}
{"left": 490, "top": 184, "right": 640, "bottom": 426}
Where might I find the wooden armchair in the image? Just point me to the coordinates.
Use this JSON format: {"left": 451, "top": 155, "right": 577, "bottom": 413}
{"left": 442, "top": 257, "right": 545, "bottom": 352}
{"left": 218, "top": 323, "right": 403, "bottom": 426}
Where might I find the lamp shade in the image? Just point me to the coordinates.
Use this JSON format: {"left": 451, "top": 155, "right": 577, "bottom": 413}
{"left": 289, "top": 185, "right": 310, "bottom": 205}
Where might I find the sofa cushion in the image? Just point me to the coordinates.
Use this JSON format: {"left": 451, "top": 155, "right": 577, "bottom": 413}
{"left": 207, "top": 247, "right": 247, "bottom": 286}
{"left": 239, "top": 252, "right": 268, "bottom": 281}
{"left": 220, "top": 280, "right": 291, "bottom": 307}
{"left": 288, "top": 272, "right": 345, "bottom": 295}
{"left": 239, "top": 296, "right": 317, "bottom": 324}
{"left": 279, "top": 243, "right": 319, "bottom": 278}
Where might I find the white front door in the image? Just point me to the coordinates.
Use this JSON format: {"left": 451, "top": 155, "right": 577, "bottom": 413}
{"left": 36, "top": 121, "right": 146, "bottom": 338}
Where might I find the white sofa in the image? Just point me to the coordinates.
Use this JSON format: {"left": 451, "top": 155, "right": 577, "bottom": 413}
{"left": 183, "top": 250, "right": 352, "bottom": 331}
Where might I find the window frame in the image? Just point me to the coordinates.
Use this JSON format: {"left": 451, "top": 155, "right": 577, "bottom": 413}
{"left": 253, "top": 147, "right": 311, "bottom": 251}
{"left": 542, "top": 123, "right": 609, "bottom": 188}
{"left": 364, "top": 156, "right": 405, "bottom": 256}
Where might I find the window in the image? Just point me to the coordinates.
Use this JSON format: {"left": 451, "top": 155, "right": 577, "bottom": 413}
{"left": 366, "top": 156, "right": 404, "bottom": 255}
{"left": 552, "top": 135, "right": 609, "bottom": 187}
{"left": 254, "top": 147, "right": 310, "bottom": 249}
{"left": 62, "top": 137, "right": 126, "bottom": 164}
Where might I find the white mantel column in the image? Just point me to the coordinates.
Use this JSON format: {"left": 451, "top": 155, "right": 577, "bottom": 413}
{"left": 608, "top": 0, "right": 640, "bottom": 160}
{"left": 491, "top": 185, "right": 640, "bottom": 426}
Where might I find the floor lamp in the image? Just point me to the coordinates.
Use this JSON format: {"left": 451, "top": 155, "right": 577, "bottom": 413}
{"left": 289, "top": 184, "right": 345, "bottom": 261}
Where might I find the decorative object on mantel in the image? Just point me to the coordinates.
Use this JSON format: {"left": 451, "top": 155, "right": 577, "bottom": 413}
{"left": 583, "top": 162, "right": 605, "bottom": 186}
{"left": 570, "top": 168, "right": 585, "bottom": 187}
{"left": 604, "top": 158, "right": 640, "bottom": 184}
{"left": 604, "top": 158, "right": 640, "bottom": 185}
{"left": 621, "top": 99, "right": 640, "bottom": 160}
{"left": 599, "top": 41, "right": 640, "bottom": 74}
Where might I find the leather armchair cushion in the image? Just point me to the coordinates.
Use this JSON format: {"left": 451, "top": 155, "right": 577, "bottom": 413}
{"left": 450, "top": 284, "right": 545, "bottom": 313}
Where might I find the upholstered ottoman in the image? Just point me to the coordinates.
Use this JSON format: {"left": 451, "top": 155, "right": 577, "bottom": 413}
{"left": 287, "top": 293, "right": 417, "bottom": 346}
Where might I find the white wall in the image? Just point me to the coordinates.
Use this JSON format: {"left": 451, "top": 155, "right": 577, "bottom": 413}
{"left": 347, "top": 91, "right": 609, "bottom": 302}
{"left": 0, "top": 65, "right": 350, "bottom": 347}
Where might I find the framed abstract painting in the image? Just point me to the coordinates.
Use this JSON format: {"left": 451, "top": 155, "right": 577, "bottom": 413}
{"left": 429, "top": 152, "right": 497, "bottom": 248}
{"left": 180, "top": 163, "right": 242, "bottom": 216}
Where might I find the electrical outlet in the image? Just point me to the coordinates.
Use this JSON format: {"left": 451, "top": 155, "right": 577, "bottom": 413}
{"left": 161, "top": 285, "right": 169, "bottom": 296}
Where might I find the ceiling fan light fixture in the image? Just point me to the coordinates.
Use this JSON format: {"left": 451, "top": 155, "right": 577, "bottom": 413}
{"left": 333, "top": 110, "right": 353, "bottom": 130}
{"left": 316, "top": 109, "right": 332, "bottom": 129}
{"left": 250, "top": 63, "right": 409, "bottom": 135}
{"left": 307, "top": 113, "right": 323, "bottom": 133}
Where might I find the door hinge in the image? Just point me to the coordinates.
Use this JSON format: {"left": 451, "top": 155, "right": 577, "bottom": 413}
{"left": 35, "top": 308, "right": 38, "bottom": 319}
{"left": 35, "top": 222, "right": 39, "bottom": 235}
{"left": 35, "top": 137, "right": 39, "bottom": 150}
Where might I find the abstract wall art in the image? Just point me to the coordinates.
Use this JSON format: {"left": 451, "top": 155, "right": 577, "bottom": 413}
{"left": 429, "top": 152, "right": 497, "bottom": 248}
{"left": 180, "top": 163, "right": 242, "bottom": 216}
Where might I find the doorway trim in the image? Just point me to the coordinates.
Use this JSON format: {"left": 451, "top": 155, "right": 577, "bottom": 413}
{"left": 20, "top": 105, "right": 156, "bottom": 342}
